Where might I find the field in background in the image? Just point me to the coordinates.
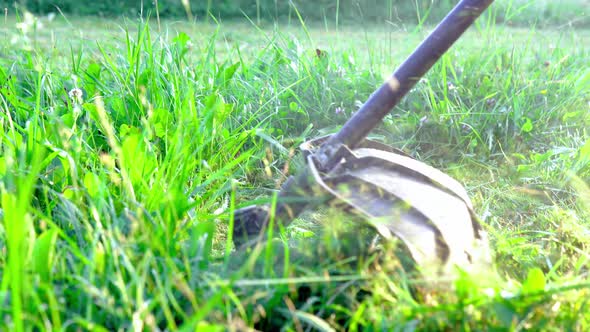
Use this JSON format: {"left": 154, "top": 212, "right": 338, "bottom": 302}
{"left": 0, "top": 4, "right": 589, "bottom": 331}
{"left": 2, "top": 0, "right": 589, "bottom": 27}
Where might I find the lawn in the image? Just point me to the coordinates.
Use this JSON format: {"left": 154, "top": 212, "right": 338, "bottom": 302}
{"left": 0, "top": 5, "right": 589, "bottom": 331}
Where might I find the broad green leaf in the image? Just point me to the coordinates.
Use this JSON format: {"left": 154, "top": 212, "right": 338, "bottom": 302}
{"left": 454, "top": 268, "right": 478, "bottom": 299}
{"left": 122, "top": 133, "right": 143, "bottom": 181}
{"left": 119, "top": 124, "right": 138, "bottom": 138}
{"left": 522, "top": 268, "right": 546, "bottom": 293}
{"left": 562, "top": 111, "right": 581, "bottom": 122}
{"left": 83, "top": 172, "right": 101, "bottom": 198}
{"left": 63, "top": 188, "right": 75, "bottom": 200}
{"left": 61, "top": 113, "right": 75, "bottom": 127}
{"left": 173, "top": 32, "right": 190, "bottom": 48}
{"left": 150, "top": 108, "right": 171, "bottom": 138}
{"left": 86, "top": 62, "right": 101, "bottom": 78}
{"left": 194, "top": 322, "right": 224, "bottom": 332}
{"left": 521, "top": 117, "right": 533, "bottom": 133}
{"left": 216, "top": 62, "right": 240, "bottom": 87}
{"left": 84, "top": 62, "right": 102, "bottom": 96}
{"left": 137, "top": 69, "right": 152, "bottom": 87}
{"left": 172, "top": 32, "right": 191, "bottom": 59}
{"left": 153, "top": 123, "right": 166, "bottom": 138}
{"left": 32, "top": 229, "right": 59, "bottom": 281}
{"left": 83, "top": 102, "right": 98, "bottom": 122}
{"left": 349, "top": 302, "right": 367, "bottom": 332}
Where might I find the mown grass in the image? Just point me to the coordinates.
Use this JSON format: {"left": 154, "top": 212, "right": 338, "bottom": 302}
{"left": 0, "top": 3, "right": 589, "bottom": 331}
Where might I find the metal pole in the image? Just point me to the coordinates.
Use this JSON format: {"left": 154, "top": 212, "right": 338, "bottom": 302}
{"left": 316, "top": 0, "right": 494, "bottom": 171}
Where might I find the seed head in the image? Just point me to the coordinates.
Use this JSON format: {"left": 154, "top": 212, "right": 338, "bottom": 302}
{"left": 68, "top": 88, "right": 84, "bottom": 104}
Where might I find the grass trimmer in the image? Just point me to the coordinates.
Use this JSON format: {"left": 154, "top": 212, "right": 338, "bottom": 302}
{"left": 232, "top": 0, "right": 494, "bottom": 274}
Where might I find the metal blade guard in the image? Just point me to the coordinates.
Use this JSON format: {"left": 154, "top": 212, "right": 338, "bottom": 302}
{"left": 299, "top": 135, "right": 490, "bottom": 272}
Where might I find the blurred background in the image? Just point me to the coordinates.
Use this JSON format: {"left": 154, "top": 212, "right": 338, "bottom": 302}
{"left": 1, "top": 0, "right": 589, "bottom": 27}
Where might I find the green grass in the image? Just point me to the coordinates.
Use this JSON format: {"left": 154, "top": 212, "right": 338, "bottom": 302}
{"left": 1, "top": 5, "right": 590, "bottom": 331}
